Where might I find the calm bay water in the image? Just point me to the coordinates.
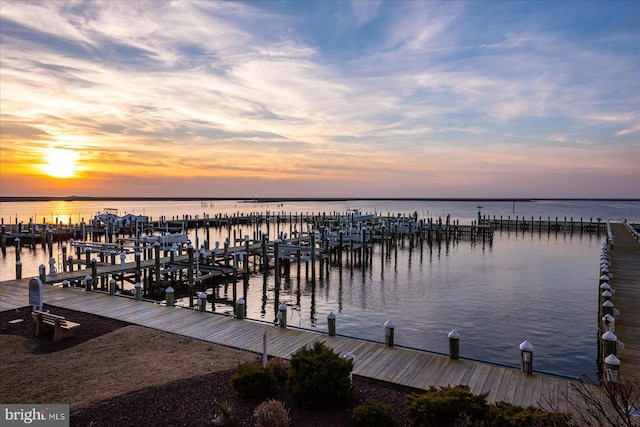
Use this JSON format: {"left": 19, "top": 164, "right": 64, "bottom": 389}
{"left": 1, "top": 199, "right": 638, "bottom": 379}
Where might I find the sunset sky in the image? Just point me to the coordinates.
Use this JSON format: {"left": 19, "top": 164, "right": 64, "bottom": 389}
{"left": 1, "top": 1, "right": 638, "bottom": 199}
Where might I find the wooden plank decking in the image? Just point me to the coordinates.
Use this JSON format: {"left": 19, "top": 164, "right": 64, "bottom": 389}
{"left": 1, "top": 277, "right": 585, "bottom": 413}
{"left": 608, "top": 223, "right": 640, "bottom": 379}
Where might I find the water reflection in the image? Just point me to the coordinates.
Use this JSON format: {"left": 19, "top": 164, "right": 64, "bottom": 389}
{"left": 240, "top": 230, "right": 598, "bottom": 379}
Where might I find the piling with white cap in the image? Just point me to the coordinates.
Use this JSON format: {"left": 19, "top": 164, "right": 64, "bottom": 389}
{"left": 327, "top": 312, "right": 336, "bottom": 336}
{"left": 278, "top": 303, "right": 287, "bottom": 328}
{"left": 448, "top": 329, "right": 460, "bottom": 359}
{"left": 343, "top": 352, "right": 355, "bottom": 382}
{"left": 236, "top": 298, "right": 245, "bottom": 319}
{"left": 134, "top": 282, "right": 142, "bottom": 301}
{"left": 198, "top": 291, "right": 207, "bottom": 312}
{"left": 602, "top": 331, "right": 618, "bottom": 359}
{"left": 384, "top": 320, "right": 395, "bottom": 348}
{"left": 604, "top": 354, "right": 620, "bottom": 383}
{"left": 39, "top": 264, "right": 46, "bottom": 284}
{"left": 48, "top": 257, "right": 57, "bottom": 276}
{"left": 519, "top": 340, "right": 533, "bottom": 375}
{"left": 602, "top": 313, "right": 615, "bottom": 332}
{"left": 165, "top": 286, "right": 175, "bottom": 307}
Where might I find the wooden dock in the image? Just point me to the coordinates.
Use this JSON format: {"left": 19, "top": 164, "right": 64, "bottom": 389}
{"left": 606, "top": 223, "right": 640, "bottom": 379}
{"left": 4, "top": 217, "right": 637, "bottom": 420}
{"left": 0, "top": 277, "right": 587, "bottom": 413}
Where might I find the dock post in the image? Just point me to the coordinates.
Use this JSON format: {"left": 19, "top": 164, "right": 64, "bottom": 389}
{"left": 15, "top": 238, "right": 21, "bottom": 279}
{"left": 601, "top": 331, "right": 618, "bottom": 360}
{"left": 48, "top": 257, "right": 57, "bottom": 276}
{"left": 311, "top": 232, "right": 316, "bottom": 282}
{"left": 519, "top": 340, "right": 533, "bottom": 375}
{"left": 343, "top": 352, "right": 355, "bottom": 383}
{"left": 278, "top": 302, "right": 287, "bottom": 328}
{"left": 328, "top": 312, "right": 336, "bottom": 336}
{"left": 135, "top": 282, "right": 142, "bottom": 301}
{"left": 135, "top": 251, "right": 141, "bottom": 284}
{"left": 0, "top": 224, "right": 5, "bottom": 255}
{"left": 274, "top": 239, "right": 281, "bottom": 285}
{"left": 448, "top": 329, "right": 460, "bottom": 359}
{"left": 602, "top": 300, "right": 615, "bottom": 317}
{"left": 109, "top": 278, "right": 116, "bottom": 296}
{"left": 384, "top": 320, "right": 395, "bottom": 348}
{"left": 188, "top": 244, "right": 194, "bottom": 307}
{"left": 236, "top": 298, "right": 245, "bottom": 319}
{"left": 262, "top": 331, "right": 268, "bottom": 367}
{"left": 165, "top": 286, "right": 175, "bottom": 307}
{"left": 62, "top": 245, "right": 67, "bottom": 272}
{"left": 261, "top": 233, "right": 268, "bottom": 272}
{"left": 602, "top": 313, "right": 615, "bottom": 333}
{"left": 91, "top": 259, "right": 98, "bottom": 289}
{"left": 244, "top": 236, "right": 250, "bottom": 299}
{"left": 84, "top": 274, "right": 92, "bottom": 291}
{"left": 198, "top": 291, "right": 207, "bottom": 312}
{"left": 154, "top": 242, "right": 161, "bottom": 287}
{"left": 39, "top": 264, "right": 46, "bottom": 284}
{"left": 603, "top": 354, "right": 620, "bottom": 383}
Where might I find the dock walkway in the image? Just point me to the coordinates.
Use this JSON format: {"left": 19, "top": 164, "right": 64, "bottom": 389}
{"left": 607, "top": 223, "right": 640, "bottom": 379}
{"left": 1, "top": 277, "right": 583, "bottom": 413}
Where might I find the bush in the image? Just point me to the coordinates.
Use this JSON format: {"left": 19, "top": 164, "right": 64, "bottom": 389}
{"left": 287, "top": 340, "right": 354, "bottom": 409}
{"left": 352, "top": 399, "right": 395, "bottom": 427}
{"left": 405, "top": 385, "right": 490, "bottom": 427}
{"left": 489, "top": 401, "right": 571, "bottom": 427}
{"left": 267, "top": 357, "right": 290, "bottom": 384}
{"left": 230, "top": 362, "right": 277, "bottom": 398}
{"left": 254, "top": 399, "right": 290, "bottom": 427}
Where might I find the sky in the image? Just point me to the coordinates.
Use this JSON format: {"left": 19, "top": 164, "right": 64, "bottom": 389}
{"left": 0, "top": 0, "right": 639, "bottom": 199}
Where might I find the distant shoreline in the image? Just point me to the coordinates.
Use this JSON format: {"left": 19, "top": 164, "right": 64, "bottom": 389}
{"left": 1, "top": 196, "right": 638, "bottom": 203}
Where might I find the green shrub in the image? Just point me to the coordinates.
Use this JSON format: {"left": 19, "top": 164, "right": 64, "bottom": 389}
{"left": 352, "top": 399, "right": 396, "bottom": 427}
{"left": 267, "top": 357, "right": 291, "bottom": 384}
{"left": 405, "top": 385, "right": 490, "bottom": 427}
{"left": 287, "top": 340, "right": 354, "bottom": 409}
{"left": 489, "top": 401, "right": 571, "bottom": 427}
{"left": 230, "top": 362, "right": 278, "bottom": 398}
{"left": 254, "top": 399, "right": 290, "bottom": 427}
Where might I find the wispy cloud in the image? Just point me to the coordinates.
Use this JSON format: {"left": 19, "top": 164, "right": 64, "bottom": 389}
{"left": 1, "top": 0, "right": 638, "bottom": 197}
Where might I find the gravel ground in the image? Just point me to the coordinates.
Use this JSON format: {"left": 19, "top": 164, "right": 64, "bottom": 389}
{"left": 0, "top": 305, "right": 411, "bottom": 426}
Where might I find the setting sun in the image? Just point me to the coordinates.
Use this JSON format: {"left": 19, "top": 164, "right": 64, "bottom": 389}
{"left": 42, "top": 147, "right": 79, "bottom": 179}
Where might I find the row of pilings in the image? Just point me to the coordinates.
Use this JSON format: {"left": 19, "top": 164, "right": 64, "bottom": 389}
{"left": 598, "top": 222, "right": 622, "bottom": 383}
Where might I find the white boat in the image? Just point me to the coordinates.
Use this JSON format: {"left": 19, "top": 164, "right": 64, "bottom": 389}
{"left": 141, "top": 233, "right": 189, "bottom": 246}
{"left": 94, "top": 208, "right": 149, "bottom": 228}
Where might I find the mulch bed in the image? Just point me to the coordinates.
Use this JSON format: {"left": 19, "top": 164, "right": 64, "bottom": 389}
{"left": 0, "top": 306, "right": 412, "bottom": 426}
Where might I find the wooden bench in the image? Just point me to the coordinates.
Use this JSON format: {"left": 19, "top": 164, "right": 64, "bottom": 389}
{"left": 32, "top": 309, "right": 80, "bottom": 342}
